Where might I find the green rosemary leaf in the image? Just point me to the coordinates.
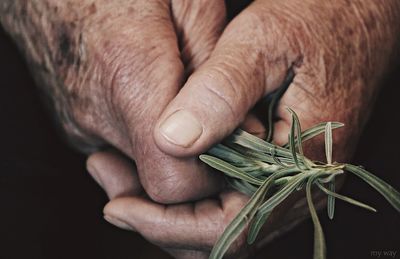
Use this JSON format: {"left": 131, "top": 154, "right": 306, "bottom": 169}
{"left": 227, "top": 178, "right": 257, "bottom": 196}
{"left": 229, "top": 129, "right": 293, "bottom": 158}
{"left": 325, "top": 122, "right": 333, "bottom": 165}
{"left": 247, "top": 210, "right": 271, "bottom": 244}
{"left": 287, "top": 108, "right": 305, "bottom": 156}
{"left": 327, "top": 180, "right": 336, "bottom": 219}
{"left": 226, "top": 143, "right": 276, "bottom": 165}
{"left": 274, "top": 176, "right": 292, "bottom": 186}
{"left": 289, "top": 113, "right": 302, "bottom": 170}
{"left": 283, "top": 122, "right": 344, "bottom": 149}
{"left": 201, "top": 108, "right": 400, "bottom": 259}
{"left": 271, "top": 145, "right": 289, "bottom": 168}
{"left": 229, "top": 131, "right": 315, "bottom": 168}
{"left": 248, "top": 173, "right": 305, "bottom": 244}
{"left": 200, "top": 155, "right": 263, "bottom": 186}
{"left": 288, "top": 108, "right": 313, "bottom": 169}
{"left": 324, "top": 120, "right": 335, "bottom": 220}
{"left": 231, "top": 176, "right": 292, "bottom": 196}
{"left": 208, "top": 144, "right": 255, "bottom": 166}
{"left": 296, "top": 180, "right": 306, "bottom": 191}
{"left": 316, "top": 182, "right": 376, "bottom": 212}
{"left": 306, "top": 174, "right": 326, "bottom": 259}
{"left": 209, "top": 217, "right": 247, "bottom": 259}
{"left": 209, "top": 173, "right": 280, "bottom": 259}
{"left": 258, "top": 162, "right": 281, "bottom": 173}
{"left": 345, "top": 164, "right": 400, "bottom": 213}
{"left": 258, "top": 172, "right": 306, "bottom": 214}
{"left": 239, "top": 165, "right": 263, "bottom": 173}
{"left": 317, "top": 170, "right": 344, "bottom": 183}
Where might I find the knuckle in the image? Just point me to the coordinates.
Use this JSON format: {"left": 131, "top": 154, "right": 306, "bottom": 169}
{"left": 137, "top": 151, "right": 205, "bottom": 204}
{"left": 145, "top": 173, "right": 186, "bottom": 204}
{"left": 203, "top": 70, "right": 238, "bottom": 118}
{"left": 196, "top": 65, "right": 253, "bottom": 122}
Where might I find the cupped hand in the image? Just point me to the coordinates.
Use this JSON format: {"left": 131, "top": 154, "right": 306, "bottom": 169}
{"left": 87, "top": 150, "right": 313, "bottom": 259}
{"left": 97, "top": 0, "right": 400, "bottom": 257}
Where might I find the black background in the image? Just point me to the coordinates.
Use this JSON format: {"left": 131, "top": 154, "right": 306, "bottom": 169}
{"left": 0, "top": 23, "right": 399, "bottom": 259}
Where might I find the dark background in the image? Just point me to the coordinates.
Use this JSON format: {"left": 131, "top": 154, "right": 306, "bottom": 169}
{"left": 0, "top": 24, "right": 399, "bottom": 259}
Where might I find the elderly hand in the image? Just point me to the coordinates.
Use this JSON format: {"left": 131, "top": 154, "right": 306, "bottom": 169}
{"left": 88, "top": 149, "right": 312, "bottom": 259}
{"left": 1, "top": 0, "right": 234, "bottom": 203}
{"left": 98, "top": 0, "right": 400, "bottom": 258}
{"left": 153, "top": 0, "right": 400, "bottom": 161}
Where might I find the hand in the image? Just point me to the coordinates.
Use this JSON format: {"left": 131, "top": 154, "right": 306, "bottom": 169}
{"left": 97, "top": 0, "right": 400, "bottom": 257}
{"left": 1, "top": 0, "right": 231, "bottom": 203}
{"left": 87, "top": 150, "right": 315, "bottom": 258}
{"left": 152, "top": 0, "right": 400, "bottom": 162}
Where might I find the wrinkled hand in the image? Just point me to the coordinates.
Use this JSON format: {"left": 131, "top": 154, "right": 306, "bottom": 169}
{"left": 88, "top": 150, "right": 313, "bottom": 259}
{"left": 96, "top": 0, "right": 400, "bottom": 257}
{"left": 1, "top": 0, "right": 238, "bottom": 203}
{"left": 67, "top": 0, "right": 226, "bottom": 203}
{"left": 152, "top": 0, "right": 400, "bottom": 162}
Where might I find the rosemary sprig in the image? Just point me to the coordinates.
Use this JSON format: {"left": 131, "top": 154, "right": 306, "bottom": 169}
{"left": 201, "top": 109, "right": 400, "bottom": 259}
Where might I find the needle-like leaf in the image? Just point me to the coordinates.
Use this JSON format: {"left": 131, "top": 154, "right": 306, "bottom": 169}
{"left": 288, "top": 108, "right": 312, "bottom": 169}
{"left": 289, "top": 114, "right": 302, "bottom": 169}
{"left": 327, "top": 180, "right": 336, "bottom": 219}
{"left": 287, "top": 108, "right": 305, "bottom": 156}
{"left": 317, "top": 170, "right": 344, "bottom": 183}
{"left": 324, "top": 122, "right": 333, "bottom": 165}
{"left": 325, "top": 122, "right": 335, "bottom": 219}
{"left": 345, "top": 164, "right": 400, "bottom": 212}
{"left": 306, "top": 173, "right": 326, "bottom": 259}
{"left": 200, "top": 155, "right": 263, "bottom": 186}
{"left": 271, "top": 145, "right": 289, "bottom": 168}
{"left": 247, "top": 210, "right": 271, "bottom": 244}
{"left": 209, "top": 172, "right": 283, "bottom": 259}
{"left": 227, "top": 178, "right": 257, "bottom": 196}
{"left": 283, "top": 122, "right": 344, "bottom": 148}
{"left": 229, "top": 129, "right": 293, "bottom": 158}
{"left": 258, "top": 172, "right": 305, "bottom": 215}
{"left": 208, "top": 144, "right": 255, "bottom": 166}
{"left": 248, "top": 174, "right": 305, "bottom": 244}
{"left": 316, "top": 182, "right": 376, "bottom": 212}
{"left": 201, "top": 108, "right": 400, "bottom": 259}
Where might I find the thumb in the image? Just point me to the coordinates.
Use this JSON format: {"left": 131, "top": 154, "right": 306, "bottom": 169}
{"left": 154, "top": 6, "right": 301, "bottom": 156}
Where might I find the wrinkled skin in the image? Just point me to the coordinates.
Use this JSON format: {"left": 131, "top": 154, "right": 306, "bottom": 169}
{"left": 1, "top": 0, "right": 232, "bottom": 203}
{"left": 2, "top": 0, "right": 400, "bottom": 258}
{"left": 88, "top": 0, "right": 400, "bottom": 258}
{"left": 89, "top": 149, "right": 326, "bottom": 258}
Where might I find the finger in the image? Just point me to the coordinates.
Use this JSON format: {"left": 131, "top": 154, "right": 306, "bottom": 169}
{"left": 92, "top": 1, "right": 225, "bottom": 203}
{"left": 154, "top": 2, "right": 302, "bottom": 157}
{"left": 171, "top": 0, "right": 226, "bottom": 75}
{"left": 103, "top": 190, "right": 248, "bottom": 250}
{"left": 86, "top": 150, "right": 141, "bottom": 199}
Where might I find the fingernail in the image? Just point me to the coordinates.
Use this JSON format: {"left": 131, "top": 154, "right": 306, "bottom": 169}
{"left": 104, "top": 215, "right": 136, "bottom": 231}
{"left": 159, "top": 110, "right": 203, "bottom": 147}
{"left": 87, "top": 163, "right": 104, "bottom": 188}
